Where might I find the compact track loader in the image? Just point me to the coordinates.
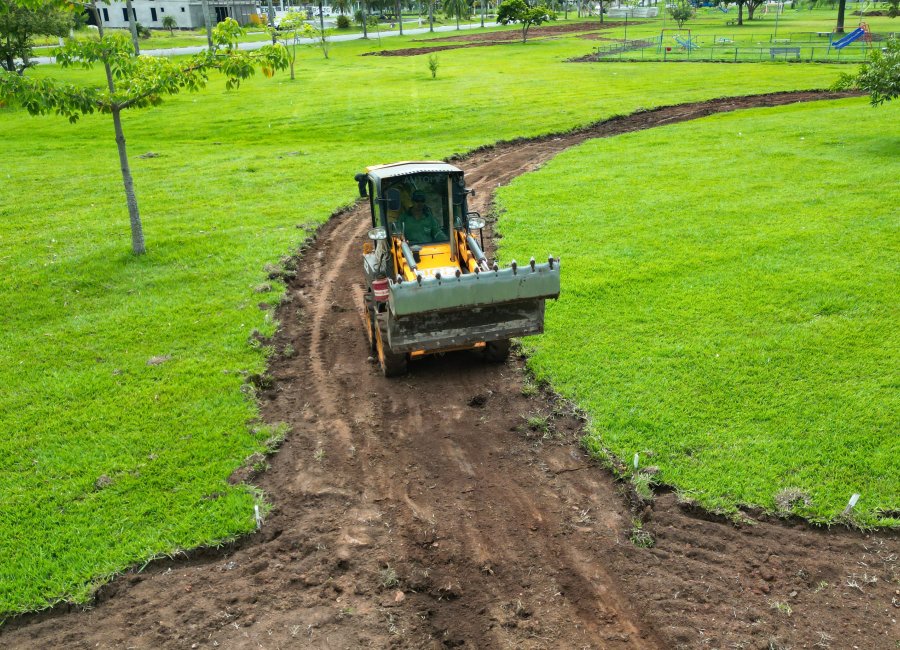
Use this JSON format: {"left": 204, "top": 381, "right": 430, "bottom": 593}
{"left": 355, "top": 161, "right": 561, "bottom": 376}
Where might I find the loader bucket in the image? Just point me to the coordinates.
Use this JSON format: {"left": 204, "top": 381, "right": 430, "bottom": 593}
{"left": 385, "top": 261, "right": 561, "bottom": 353}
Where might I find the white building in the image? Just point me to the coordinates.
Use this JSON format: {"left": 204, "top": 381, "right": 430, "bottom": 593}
{"left": 94, "top": 0, "right": 260, "bottom": 30}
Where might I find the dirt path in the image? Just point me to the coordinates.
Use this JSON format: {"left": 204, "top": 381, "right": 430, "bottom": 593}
{"left": 4, "top": 90, "right": 898, "bottom": 650}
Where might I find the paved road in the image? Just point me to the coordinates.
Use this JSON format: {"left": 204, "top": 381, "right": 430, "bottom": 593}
{"left": 32, "top": 21, "right": 499, "bottom": 65}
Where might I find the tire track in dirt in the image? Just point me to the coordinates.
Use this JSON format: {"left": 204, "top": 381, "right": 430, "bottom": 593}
{"left": 4, "top": 89, "right": 896, "bottom": 650}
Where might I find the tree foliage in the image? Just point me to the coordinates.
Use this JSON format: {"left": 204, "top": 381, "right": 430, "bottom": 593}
{"left": 496, "top": 0, "right": 556, "bottom": 42}
{"left": 835, "top": 37, "right": 900, "bottom": 105}
{"left": 162, "top": 15, "right": 177, "bottom": 35}
{"left": 888, "top": 0, "right": 899, "bottom": 18}
{"left": 0, "top": 18, "right": 288, "bottom": 255}
{"left": 275, "top": 11, "right": 316, "bottom": 74}
{"left": 443, "top": 0, "right": 470, "bottom": 29}
{"left": 668, "top": 0, "right": 695, "bottom": 27}
{"left": 2, "top": 21, "right": 287, "bottom": 123}
{"left": 0, "top": 0, "right": 73, "bottom": 75}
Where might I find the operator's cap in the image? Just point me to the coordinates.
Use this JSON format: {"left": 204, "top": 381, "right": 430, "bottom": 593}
{"left": 412, "top": 190, "right": 427, "bottom": 202}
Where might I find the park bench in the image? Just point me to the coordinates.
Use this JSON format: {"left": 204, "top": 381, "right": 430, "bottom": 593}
{"left": 770, "top": 46, "right": 801, "bottom": 59}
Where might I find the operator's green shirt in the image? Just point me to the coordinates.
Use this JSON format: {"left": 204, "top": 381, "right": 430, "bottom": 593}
{"left": 398, "top": 209, "right": 445, "bottom": 244}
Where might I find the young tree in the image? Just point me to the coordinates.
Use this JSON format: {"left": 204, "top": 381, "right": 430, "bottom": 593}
{"left": 162, "top": 15, "right": 177, "bottom": 35}
{"left": 668, "top": 0, "right": 694, "bottom": 27}
{"left": 278, "top": 11, "right": 315, "bottom": 72}
{"left": 0, "top": 14, "right": 288, "bottom": 256}
{"left": 835, "top": 37, "right": 899, "bottom": 105}
{"left": 332, "top": 0, "right": 351, "bottom": 13}
{"left": 497, "top": 0, "right": 556, "bottom": 42}
{"left": 0, "top": 0, "right": 73, "bottom": 75}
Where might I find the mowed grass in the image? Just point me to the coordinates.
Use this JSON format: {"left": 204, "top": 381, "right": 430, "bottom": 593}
{"left": 495, "top": 98, "right": 899, "bottom": 527}
{"left": 0, "top": 29, "right": 853, "bottom": 614}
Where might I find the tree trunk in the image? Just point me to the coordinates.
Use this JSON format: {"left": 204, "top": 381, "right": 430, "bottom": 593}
{"left": 737, "top": 1, "right": 743, "bottom": 24}
{"left": 396, "top": 0, "right": 403, "bottom": 34}
{"left": 429, "top": 0, "right": 434, "bottom": 31}
{"left": 835, "top": 0, "right": 846, "bottom": 32}
{"left": 480, "top": 0, "right": 485, "bottom": 27}
{"left": 204, "top": 0, "right": 215, "bottom": 49}
{"left": 125, "top": 0, "right": 140, "bottom": 54}
{"left": 110, "top": 106, "right": 145, "bottom": 255}
{"left": 318, "top": 0, "right": 329, "bottom": 55}
{"left": 362, "top": 0, "right": 368, "bottom": 37}
{"left": 97, "top": 59, "right": 144, "bottom": 255}
{"left": 456, "top": 10, "right": 460, "bottom": 29}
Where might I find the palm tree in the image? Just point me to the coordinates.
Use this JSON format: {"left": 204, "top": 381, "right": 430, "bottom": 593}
{"left": 162, "top": 15, "right": 177, "bottom": 35}
{"left": 333, "top": 0, "right": 351, "bottom": 14}
{"left": 443, "top": 0, "right": 468, "bottom": 28}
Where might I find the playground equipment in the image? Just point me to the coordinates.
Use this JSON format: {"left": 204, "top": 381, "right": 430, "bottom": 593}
{"left": 828, "top": 23, "right": 869, "bottom": 52}
{"left": 658, "top": 28, "right": 691, "bottom": 53}
{"left": 675, "top": 35, "right": 701, "bottom": 51}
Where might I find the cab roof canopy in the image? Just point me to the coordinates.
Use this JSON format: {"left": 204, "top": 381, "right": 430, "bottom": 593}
{"left": 364, "top": 161, "right": 463, "bottom": 183}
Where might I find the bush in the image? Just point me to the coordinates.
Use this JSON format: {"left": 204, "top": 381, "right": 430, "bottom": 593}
{"left": 134, "top": 22, "right": 152, "bottom": 39}
{"left": 336, "top": 14, "right": 351, "bottom": 28}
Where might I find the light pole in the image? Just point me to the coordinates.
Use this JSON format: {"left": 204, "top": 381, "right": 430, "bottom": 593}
{"left": 773, "top": 0, "right": 782, "bottom": 40}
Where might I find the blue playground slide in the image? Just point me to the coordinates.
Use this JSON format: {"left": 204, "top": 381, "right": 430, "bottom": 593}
{"left": 831, "top": 27, "right": 865, "bottom": 49}
{"left": 675, "top": 35, "right": 700, "bottom": 50}
{"left": 718, "top": 5, "right": 729, "bottom": 12}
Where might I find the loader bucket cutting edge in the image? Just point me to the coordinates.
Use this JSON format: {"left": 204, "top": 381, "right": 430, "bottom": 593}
{"left": 384, "top": 261, "right": 560, "bottom": 353}
{"left": 388, "top": 262, "right": 561, "bottom": 316}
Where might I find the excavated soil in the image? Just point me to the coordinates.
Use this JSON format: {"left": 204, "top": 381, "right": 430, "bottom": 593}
{"left": 423, "top": 21, "right": 631, "bottom": 41}
{"left": 363, "top": 21, "right": 631, "bottom": 56}
{"left": 3, "top": 91, "right": 898, "bottom": 650}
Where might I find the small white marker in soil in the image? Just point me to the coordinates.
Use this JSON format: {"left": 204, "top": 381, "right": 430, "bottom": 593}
{"left": 633, "top": 453, "right": 639, "bottom": 470}
{"left": 843, "top": 493, "right": 860, "bottom": 515}
{"left": 254, "top": 504, "right": 262, "bottom": 529}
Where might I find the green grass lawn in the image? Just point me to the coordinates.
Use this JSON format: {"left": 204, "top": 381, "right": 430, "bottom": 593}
{"left": 495, "top": 98, "right": 899, "bottom": 527}
{"left": 0, "top": 25, "right": 863, "bottom": 615}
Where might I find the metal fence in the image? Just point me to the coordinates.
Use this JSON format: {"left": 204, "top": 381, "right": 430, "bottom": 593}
{"left": 590, "top": 30, "right": 893, "bottom": 63}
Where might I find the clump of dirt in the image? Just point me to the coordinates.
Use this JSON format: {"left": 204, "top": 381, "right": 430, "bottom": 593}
{"left": 3, "top": 91, "right": 893, "bottom": 650}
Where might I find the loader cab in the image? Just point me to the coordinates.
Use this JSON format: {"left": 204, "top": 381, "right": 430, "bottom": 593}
{"left": 356, "top": 162, "right": 476, "bottom": 281}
